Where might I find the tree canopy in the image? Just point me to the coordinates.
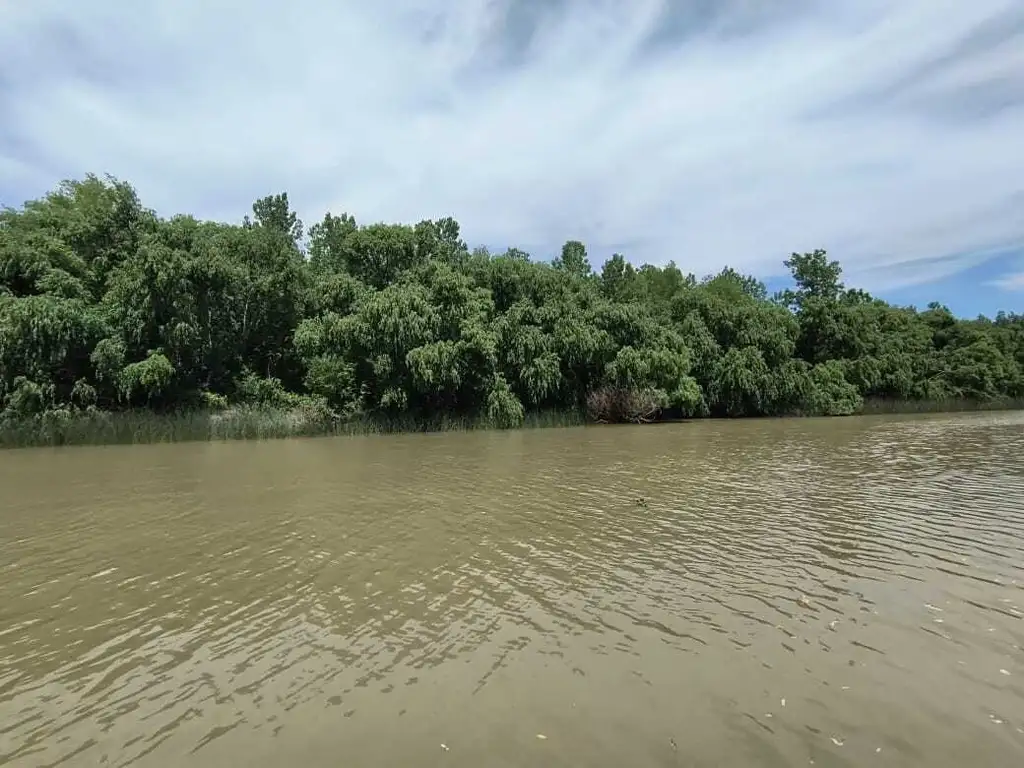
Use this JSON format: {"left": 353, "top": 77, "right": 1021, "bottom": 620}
{"left": 2, "top": 175, "right": 1022, "bottom": 433}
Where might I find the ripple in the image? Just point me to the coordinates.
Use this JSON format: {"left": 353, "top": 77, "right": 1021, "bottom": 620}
{"left": 1, "top": 411, "right": 1023, "bottom": 766}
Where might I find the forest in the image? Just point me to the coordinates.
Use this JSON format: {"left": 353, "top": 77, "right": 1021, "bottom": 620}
{"left": 1, "top": 174, "right": 1022, "bottom": 446}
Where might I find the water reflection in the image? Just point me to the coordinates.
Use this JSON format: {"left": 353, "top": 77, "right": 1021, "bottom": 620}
{"left": 1, "top": 412, "right": 1023, "bottom": 766}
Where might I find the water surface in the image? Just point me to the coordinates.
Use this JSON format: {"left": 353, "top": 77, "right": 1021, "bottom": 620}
{"left": 1, "top": 412, "right": 1023, "bottom": 766}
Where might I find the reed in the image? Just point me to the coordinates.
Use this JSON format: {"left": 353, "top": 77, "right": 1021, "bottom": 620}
{"left": 0, "top": 406, "right": 587, "bottom": 449}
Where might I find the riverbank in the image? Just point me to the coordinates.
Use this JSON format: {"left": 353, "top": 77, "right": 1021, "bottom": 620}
{"left": 2, "top": 398, "right": 1022, "bottom": 449}
{"left": 858, "top": 397, "right": 1024, "bottom": 415}
{"left": 0, "top": 406, "right": 586, "bottom": 449}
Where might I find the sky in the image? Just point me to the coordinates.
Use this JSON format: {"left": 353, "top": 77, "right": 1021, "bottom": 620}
{"left": 1, "top": 0, "right": 1023, "bottom": 317}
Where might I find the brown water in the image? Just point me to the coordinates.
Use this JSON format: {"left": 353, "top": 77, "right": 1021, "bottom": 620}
{"left": 1, "top": 413, "right": 1023, "bottom": 767}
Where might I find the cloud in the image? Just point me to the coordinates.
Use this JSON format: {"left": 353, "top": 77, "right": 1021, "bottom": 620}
{"left": 1, "top": 0, "right": 1023, "bottom": 292}
{"left": 990, "top": 272, "right": 1024, "bottom": 291}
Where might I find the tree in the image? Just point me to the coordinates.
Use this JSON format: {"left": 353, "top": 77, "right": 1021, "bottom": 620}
{"left": 554, "top": 240, "right": 591, "bottom": 277}
{"left": 778, "top": 248, "right": 844, "bottom": 310}
{"left": 3, "top": 174, "right": 1022, "bottom": 442}
{"left": 248, "top": 193, "right": 303, "bottom": 244}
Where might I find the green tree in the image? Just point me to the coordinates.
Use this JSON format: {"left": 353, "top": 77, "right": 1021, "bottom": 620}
{"left": 3, "top": 174, "right": 1021, "bottom": 440}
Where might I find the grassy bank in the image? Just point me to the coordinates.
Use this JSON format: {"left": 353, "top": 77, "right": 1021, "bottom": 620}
{"left": 858, "top": 397, "right": 1024, "bottom": 415}
{"left": 3, "top": 399, "right": 1022, "bottom": 450}
{"left": 0, "top": 406, "right": 587, "bottom": 449}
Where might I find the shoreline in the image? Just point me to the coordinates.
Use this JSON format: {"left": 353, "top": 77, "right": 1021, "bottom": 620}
{"left": 3, "top": 398, "right": 1022, "bottom": 450}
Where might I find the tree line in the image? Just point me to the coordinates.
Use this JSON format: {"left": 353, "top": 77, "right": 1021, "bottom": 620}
{"left": 1, "top": 174, "right": 1022, "bottom": 439}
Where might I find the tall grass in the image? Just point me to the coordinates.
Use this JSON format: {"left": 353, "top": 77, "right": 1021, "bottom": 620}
{"left": 0, "top": 406, "right": 586, "bottom": 449}
{"left": 2, "top": 398, "right": 1020, "bottom": 449}
{"left": 858, "top": 397, "right": 1024, "bottom": 415}
{"left": 334, "top": 408, "right": 584, "bottom": 436}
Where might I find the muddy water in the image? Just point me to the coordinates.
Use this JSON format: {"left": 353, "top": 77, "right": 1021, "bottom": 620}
{"left": 1, "top": 412, "right": 1023, "bottom": 767}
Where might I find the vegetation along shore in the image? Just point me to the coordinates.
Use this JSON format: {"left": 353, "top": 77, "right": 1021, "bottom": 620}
{"left": 2, "top": 175, "right": 1022, "bottom": 448}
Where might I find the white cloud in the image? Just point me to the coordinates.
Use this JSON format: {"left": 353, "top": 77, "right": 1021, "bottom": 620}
{"left": 990, "top": 272, "right": 1024, "bottom": 291}
{"left": 1, "top": 0, "right": 1023, "bottom": 291}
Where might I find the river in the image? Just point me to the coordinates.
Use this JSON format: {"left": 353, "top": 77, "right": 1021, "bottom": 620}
{"left": 1, "top": 412, "right": 1023, "bottom": 766}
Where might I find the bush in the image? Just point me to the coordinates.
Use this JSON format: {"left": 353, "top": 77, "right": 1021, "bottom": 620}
{"left": 585, "top": 386, "right": 669, "bottom": 423}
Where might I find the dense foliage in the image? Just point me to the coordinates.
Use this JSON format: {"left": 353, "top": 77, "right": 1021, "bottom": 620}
{"left": 2, "top": 175, "right": 1022, "bottom": 440}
